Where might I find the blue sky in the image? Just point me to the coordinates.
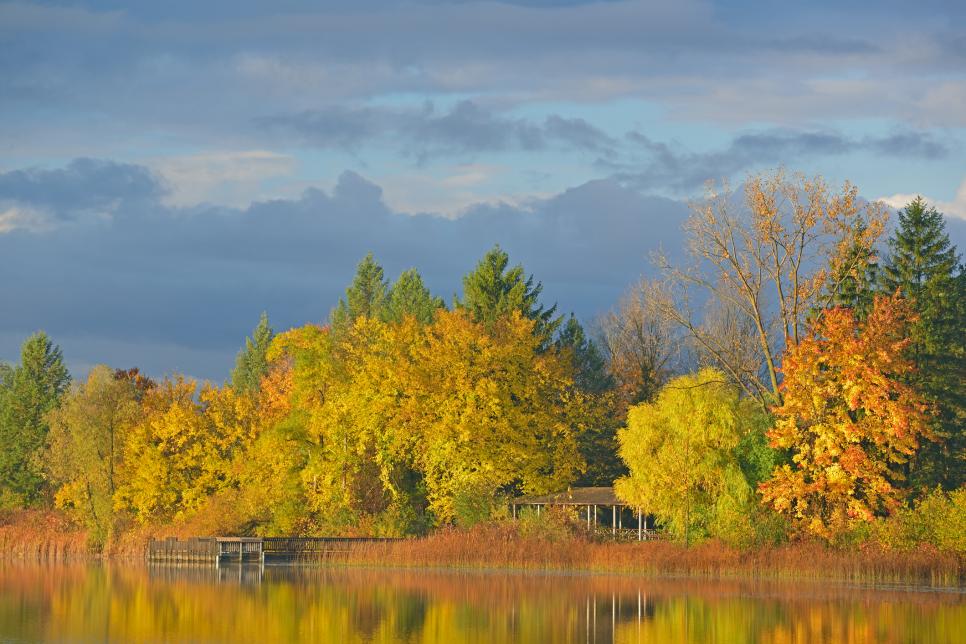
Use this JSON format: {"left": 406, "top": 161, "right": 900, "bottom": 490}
{"left": 1, "top": 0, "right": 965, "bottom": 380}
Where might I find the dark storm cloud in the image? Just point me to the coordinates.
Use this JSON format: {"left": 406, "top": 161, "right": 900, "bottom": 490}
{"left": 0, "top": 158, "right": 686, "bottom": 379}
{"left": 258, "top": 101, "right": 616, "bottom": 158}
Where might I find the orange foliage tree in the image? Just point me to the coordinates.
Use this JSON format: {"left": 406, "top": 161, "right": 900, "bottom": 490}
{"left": 759, "top": 294, "right": 931, "bottom": 539}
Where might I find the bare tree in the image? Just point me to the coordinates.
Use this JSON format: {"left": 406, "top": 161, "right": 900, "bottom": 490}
{"left": 656, "top": 169, "right": 886, "bottom": 407}
{"left": 597, "top": 277, "right": 686, "bottom": 407}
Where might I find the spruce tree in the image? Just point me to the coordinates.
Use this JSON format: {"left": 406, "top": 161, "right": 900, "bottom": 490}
{"left": 330, "top": 253, "right": 389, "bottom": 334}
{"left": 556, "top": 315, "right": 624, "bottom": 485}
{"left": 385, "top": 268, "right": 445, "bottom": 325}
{"left": 555, "top": 315, "right": 612, "bottom": 394}
{"left": 0, "top": 332, "right": 71, "bottom": 506}
{"left": 881, "top": 197, "right": 965, "bottom": 489}
{"left": 825, "top": 218, "right": 878, "bottom": 318}
{"left": 457, "top": 245, "right": 561, "bottom": 343}
{"left": 231, "top": 312, "right": 274, "bottom": 394}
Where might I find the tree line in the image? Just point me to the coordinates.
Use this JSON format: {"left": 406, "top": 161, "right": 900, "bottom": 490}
{"left": 0, "top": 169, "right": 962, "bottom": 549}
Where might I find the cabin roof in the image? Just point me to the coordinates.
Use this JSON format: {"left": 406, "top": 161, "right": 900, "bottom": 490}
{"left": 512, "top": 486, "right": 627, "bottom": 506}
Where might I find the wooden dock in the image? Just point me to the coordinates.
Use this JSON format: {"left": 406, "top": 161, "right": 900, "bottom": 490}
{"left": 146, "top": 536, "right": 398, "bottom": 565}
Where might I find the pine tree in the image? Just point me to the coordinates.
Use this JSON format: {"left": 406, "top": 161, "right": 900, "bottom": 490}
{"left": 330, "top": 253, "right": 389, "bottom": 334}
{"left": 0, "top": 332, "right": 71, "bottom": 507}
{"left": 881, "top": 197, "right": 965, "bottom": 489}
{"left": 385, "top": 268, "right": 445, "bottom": 325}
{"left": 457, "top": 245, "right": 561, "bottom": 344}
{"left": 230, "top": 312, "right": 274, "bottom": 394}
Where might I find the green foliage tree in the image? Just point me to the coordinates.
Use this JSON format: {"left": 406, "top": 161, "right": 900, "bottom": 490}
{"left": 881, "top": 197, "right": 965, "bottom": 490}
{"left": 385, "top": 268, "right": 445, "bottom": 324}
{"left": 330, "top": 253, "right": 389, "bottom": 334}
{"left": 556, "top": 315, "right": 622, "bottom": 485}
{"left": 456, "top": 245, "right": 561, "bottom": 344}
{"left": 230, "top": 312, "right": 274, "bottom": 394}
{"left": 0, "top": 332, "right": 71, "bottom": 507}
{"left": 46, "top": 366, "right": 140, "bottom": 545}
{"left": 614, "top": 368, "right": 757, "bottom": 545}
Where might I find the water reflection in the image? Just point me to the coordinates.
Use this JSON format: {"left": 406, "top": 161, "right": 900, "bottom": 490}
{"left": 0, "top": 562, "right": 962, "bottom": 643}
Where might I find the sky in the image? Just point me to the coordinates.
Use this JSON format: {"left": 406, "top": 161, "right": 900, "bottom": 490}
{"left": 1, "top": 0, "right": 965, "bottom": 381}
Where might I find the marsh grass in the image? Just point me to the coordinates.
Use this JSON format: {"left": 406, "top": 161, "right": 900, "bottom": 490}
{"left": 1, "top": 510, "right": 962, "bottom": 588}
{"left": 336, "top": 521, "right": 964, "bottom": 588}
{"left": 0, "top": 510, "right": 87, "bottom": 560}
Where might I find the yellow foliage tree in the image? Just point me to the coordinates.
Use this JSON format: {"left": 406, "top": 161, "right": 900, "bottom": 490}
{"left": 614, "top": 368, "right": 754, "bottom": 545}
{"left": 115, "top": 377, "right": 258, "bottom": 524}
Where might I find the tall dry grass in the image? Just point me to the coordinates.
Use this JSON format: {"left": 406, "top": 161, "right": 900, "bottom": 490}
{"left": 335, "top": 522, "right": 964, "bottom": 588}
{"left": 0, "top": 510, "right": 88, "bottom": 560}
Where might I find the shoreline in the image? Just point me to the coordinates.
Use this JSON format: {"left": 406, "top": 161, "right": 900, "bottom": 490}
{"left": 3, "top": 511, "right": 963, "bottom": 589}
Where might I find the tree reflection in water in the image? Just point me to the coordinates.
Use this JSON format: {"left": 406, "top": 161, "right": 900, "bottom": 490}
{"left": 0, "top": 562, "right": 962, "bottom": 643}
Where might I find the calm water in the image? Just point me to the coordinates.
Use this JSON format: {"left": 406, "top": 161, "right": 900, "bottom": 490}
{"left": 0, "top": 563, "right": 963, "bottom": 643}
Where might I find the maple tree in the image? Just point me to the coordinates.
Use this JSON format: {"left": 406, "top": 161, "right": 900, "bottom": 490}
{"left": 759, "top": 294, "right": 931, "bottom": 539}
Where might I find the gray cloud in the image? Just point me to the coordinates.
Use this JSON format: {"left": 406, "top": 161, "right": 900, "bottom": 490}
{"left": 0, "top": 158, "right": 165, "bottom": 222}
{"left": 259, "top": 101, "right": 615, "bottom": 159}
{"left": 3, "top": 156, "right": 964, "bottom": 380}
{"left": 613, "top": 129, "right": 953, "bottom": 192}
{"left": 0, "top": 157, "right": 686, "bottom": 379}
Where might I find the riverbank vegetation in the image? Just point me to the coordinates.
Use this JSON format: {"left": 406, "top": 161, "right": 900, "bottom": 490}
{"left": 1, "top": 170, "right": 963, "bottom": 575}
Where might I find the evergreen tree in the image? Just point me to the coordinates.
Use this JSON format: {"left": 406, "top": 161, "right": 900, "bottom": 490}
{"left": 555, "top": 315, "right": 612, "bottom": 394}
{"left": 881, "top": 197, "right": 965, "bottom": 489}
{"left": 556, "top": 315, "right": 623, "bottom": 485}
{"left": 330, "top": 253, "right": 389, "bottom": 334}
{"left": 230, "top": 312, "right": 274, "bottom": 394}
{"left": 457, "top": 245, "right": 561, "bottom": 343}
{"left": 0, "top": 332, "right": 71, "bottom": 507}
{"left": 385, "top": 268, "right": 445, "bottom": 325}
{"left": 825, "top": 218, "right": 879, "bottom": 318}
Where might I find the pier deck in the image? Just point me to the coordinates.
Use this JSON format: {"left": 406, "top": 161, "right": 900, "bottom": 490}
{"left": 146, "top": 536, "right": 397, "bottom": 565}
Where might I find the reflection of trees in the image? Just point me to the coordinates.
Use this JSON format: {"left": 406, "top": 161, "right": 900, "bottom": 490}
{"left": 0, "top": 564, "right": 963, "bottom": 643}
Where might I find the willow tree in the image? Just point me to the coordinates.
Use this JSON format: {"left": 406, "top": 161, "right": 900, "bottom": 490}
{"left": 615, "top": 368, "right": 753, "bottom": 545}
{"left": 655, "top": 170, "right": 887, "bottom": 407}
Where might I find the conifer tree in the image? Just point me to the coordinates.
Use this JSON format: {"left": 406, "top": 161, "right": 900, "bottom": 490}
{"left": 556, "top": 315, "right": 623, "bottom": 485}
{"left": 555, "top": 315, "right": 612, "bottom": 394}
{"left": 385, "top": 268, "right": 444, "bottom": 325}
{"left": 457, "top": 245, "right": 561, "bottom": 344}
{"left": 824, "top": 218, "right": 879, "bottom": 318}
{"left": 881, "top": 197, "right": 965, "bottom": 489}
{"left": 330, "top": 253, "right": 389, "bottom": 334}
{"left": 0, "top": 332, "right": 71, "bottom": 506}
{"left": 231, "top": 312, "right": 274, "bottom": 394}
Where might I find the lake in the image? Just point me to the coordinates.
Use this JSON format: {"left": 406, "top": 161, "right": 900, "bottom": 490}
{"left": 0, "top": 563, "right": 962, "bottom": 642}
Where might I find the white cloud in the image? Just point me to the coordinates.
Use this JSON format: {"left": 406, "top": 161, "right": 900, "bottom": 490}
{"left": 878, "top": 176, "right": 966, "bottom": 220}
{"left": 151, "top": 150, "right": 298, "bottom": 207}
{"left": 377, "top": 163, "right": 550, "bottom": 217}
{"left": 0, "top": 203, "right": 51, "bottom": 234}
